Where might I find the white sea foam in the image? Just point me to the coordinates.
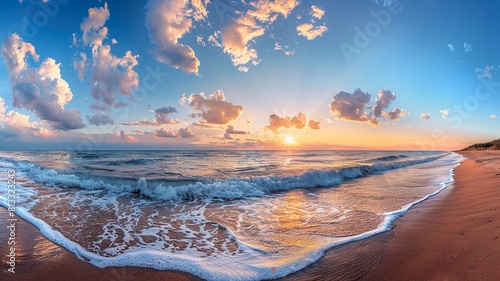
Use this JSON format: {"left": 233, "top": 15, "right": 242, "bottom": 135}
{"left": 11, "top": 154, "right": 448, "bottom": 201}
{"left": 0, "top": 152, "right": 465, "bottom": 280}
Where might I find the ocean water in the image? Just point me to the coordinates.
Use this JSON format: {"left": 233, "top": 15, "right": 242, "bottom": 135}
{"left": 0, "top": 150, "right": 463, "bottom": 280}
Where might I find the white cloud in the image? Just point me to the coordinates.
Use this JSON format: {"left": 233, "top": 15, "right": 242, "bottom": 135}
{"left": 2, "top": 34, "right": 84, "bottom": 131}
{"left": 475, "top": 65, "right": 495, "bottom": 78}
{"left": 75, "top": 3, "right": 140, "bottom": 111}
{"left": 439, "top": 109, "right": 450, "bottom": 119}
{"left": 447, "top": 43, "right": 455, "bottom": 52}
{"left": 464, "top": 42, "right": 472, "bottom": 53}
{"left": 490, "top": 114, "right": 497, "bottom": 119}
{"left": 0, "top": 96, "right": 57, "bottom": 139}
{"left": 145, "top": 0, "right": 200, "bottom": 73}
{"left": 221, "top": 0, "right": 299, "bottom": 71}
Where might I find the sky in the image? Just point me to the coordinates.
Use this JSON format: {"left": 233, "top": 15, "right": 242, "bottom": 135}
{"left": 0, "top": 0, "right": 499, "bottom": 150}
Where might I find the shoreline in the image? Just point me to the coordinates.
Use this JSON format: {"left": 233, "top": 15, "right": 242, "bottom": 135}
{"left": 279, "top": 151, "right": 500, "bottom": 280}
{"left": 1, "top": 151, "right": 499, "bottom": 280}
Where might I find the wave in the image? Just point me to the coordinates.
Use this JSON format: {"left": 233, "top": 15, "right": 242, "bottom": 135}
{"left": 371, "top": 154, "right": 409, "bottom": 162}
{"left": 11, "top": 154, "right": 447, "bottom": 201}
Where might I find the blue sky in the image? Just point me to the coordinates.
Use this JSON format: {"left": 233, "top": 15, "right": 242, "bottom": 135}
{"left": 0, "top": 0, "right": 499, "bottom": 150}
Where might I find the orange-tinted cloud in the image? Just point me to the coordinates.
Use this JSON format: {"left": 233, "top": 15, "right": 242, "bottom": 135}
{"left": 181, "top": 90, "right": 243, "bottom": 125}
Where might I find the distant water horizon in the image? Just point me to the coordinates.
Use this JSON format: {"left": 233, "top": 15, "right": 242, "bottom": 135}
{"left": 0, "top": 150, "right": 463, "bottom": 280}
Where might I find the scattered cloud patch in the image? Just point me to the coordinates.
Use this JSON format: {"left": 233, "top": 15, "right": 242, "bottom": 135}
{"left": 265, "top": 112, "right": 320, "bottom": 133}
{"left": 439, "top": 109, "right": 450, "bottom": 119}
{"left": 226, "top": 125, "right": 246, "bottom": 135}
{"left": 221, "top": 0, "right": 299, "bottom": 71}
{"left": 118, "top": 130, "right": 137, "bottom": 143}
{"left": 475, "top": 65, "right": 495, "bottom": 78}
{"left": 87, "top": 114, "right": 114, "bottom": 126}
{"left": 297, "top": 5, "right": 328, "bottom": 40}
{"left": 463, "top": 42, "right": 472, "bottom": 53}
{"left": 420, "top": 113, "right": 431, "bottom": 120}
{"left": 447, "top": 43, "right": 455, "bottom": 52}
{"left": 122, "top": 106, "right": 181, "bottom": 126}
{"left": 181, "top": 90, "right": 243, "bottom": 125}
{"left": 152, "top": 126, "right": 195, "bottom": 138}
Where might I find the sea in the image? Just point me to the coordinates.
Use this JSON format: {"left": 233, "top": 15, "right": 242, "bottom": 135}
{"left": 0, "top": 150, "right": 463, "bottom": 280}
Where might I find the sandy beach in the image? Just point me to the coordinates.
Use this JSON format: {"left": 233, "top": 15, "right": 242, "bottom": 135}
{"left": 2, "top": 151, "right": 499, "bottom": 281}
{"left": 281, "top": 151, "right": 500, "bottom": 281}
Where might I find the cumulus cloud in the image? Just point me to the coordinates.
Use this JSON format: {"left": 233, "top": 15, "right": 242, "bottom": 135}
{"left": 373, "top": 89, "right": 396, "bottom": 117}
{"left": 265, "top": 112, "right": 320, "bottom": 133}
{"left": 121, "top": 106, "right": 181, "bottom": 126}
{"left": 463, "top": 42, "right": 472, "bottom": 53}
{"left": 447, "top": 43, "right": 455, "bottom": 52}
{"left": 152, "top": 126, "right": 195, "bottom": 138}
{"left": 222, "top": 16, "right": 265, "bottom": 72}
{"left": 221, "top": 0, "right": 299, "bottom": 71}
{"left": 118, "top": 130, "right": 137, "bottom": 143}
{"left": 382, "top": 108, "right": 406, "bottom": 120}
{"left": 178, "top": 126, "right": 195, "bottom": 138}
{"left": 329, "top": 89, "right": 378, "bottom": 126}
{"left": 181, "top": 90, "right": 243, "bottom": 125}
{"left": 87, "top": 114, "right": 114, "bottom": 126}
{"left": 2, "top": 34, "right": 85, "bottom": 131}
{"left": 80, "top": 3, "right": 110, "bottom": 46}
{"left": 329, "top": 88, "right": 406, "bottom": 126}
{"left": 145, "top": 0, "right": 200, "bottom": 73}
{"left": 420, "top": 113, "right": 431, "bottom": 120}
{"left": 297, "top": 5, "right": 328, "bottom": 40}
{"left": 439, "top": 109, "right": 450, "bottom": 119}
{"left": 226, "top": 125, "right": 246, "bottom": 134}
{"left": 490, "top": 114, "right": 497, "bottom": 119}
{"left": 75, "top": 3, "right": 140, "bottom": 110}
{"left": 0, "top": 96, "right": 56, "bottom": 139}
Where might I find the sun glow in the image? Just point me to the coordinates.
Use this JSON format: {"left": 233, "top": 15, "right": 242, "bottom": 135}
{"left": 284, "top": 136, "right": 295, "bottom": 145}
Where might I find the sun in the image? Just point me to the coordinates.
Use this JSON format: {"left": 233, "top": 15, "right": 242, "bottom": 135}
{"left": 284, "top": 136, "right": 295, "bottom": 145}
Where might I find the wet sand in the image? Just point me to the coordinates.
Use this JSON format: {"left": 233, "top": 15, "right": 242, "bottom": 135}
{"left": 2, "top": 151, "right": 499, "bottom": 280}
{"left": 280, "top": 151, "right": 500, "bottom": 280}
{"left": 0, "top": 208, "right": 202, "bottom": 280}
